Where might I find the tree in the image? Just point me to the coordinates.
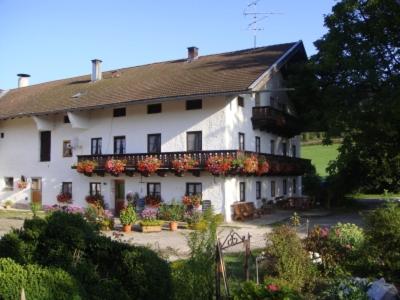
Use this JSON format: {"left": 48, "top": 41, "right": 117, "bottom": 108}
{"left": 290, "top": 0, "right": 400, "bottom": 193}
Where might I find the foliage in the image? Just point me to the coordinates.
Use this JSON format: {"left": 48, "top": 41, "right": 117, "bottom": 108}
{"left": 158, "top": 201, "right": 184, "bottom": 221}
{"left": 301, "top": 144, "right": 340, "bottom": 177}
{"left": 329, "top": 223, "right": 365, "bottom": 253}
{"left": 119, "top": 205, "right": 136, "bottom": 225}
{"left": 363, "top": 202, "right": 400, "bottom": 281}
{"left": 30, "top": 202, "right": 41, "bottom": 217}
{"left": 265, "top": 225, "right": 317, "bottom": 292}
{"left": 137, "top": 156, "right": 161, "bottom": 174}
{"left": 232, "top": 279, "right": 301, "bottom": 300}
{"left": 56, "top": 192, "right": 73, "bottom": 204}
{"left": 321, "top": 276, "right": 369, "bottom": 300}
{"left": 206, "top": 155, "right": 233, "bottom": 175}
{"left": 182, "top": 194, "right": 202, "bottom": 208}
{"left": 144, "top": 194, "right": 162, "bottom": 207}
{"left": 184, "top": 210, "right": 203, "bottom": 227}
{"left": 0, "top": 258, "right": 81, "bottom": 300}
{"left": 85, "top": 193, "right": 106, "bottom": 208}
{"left": 84, "top": 204, "right": 114, "bottom": 230}
{"left": 172, "top": 208, "right": 219, "bottom": 300}
{"left": 171, "top": 155, "right": 199, "bottom": 174}
{"left": 104, "top": 159, "right": 126, "bottom": 175}
{"left": 76, "top": 160, "right": 98, "bottom": 174}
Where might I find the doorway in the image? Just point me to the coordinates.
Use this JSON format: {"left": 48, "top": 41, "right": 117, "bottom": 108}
{"left": 114, "top": 180, "right": 125, "bottom": 216}
{"left": 31, "top": 178, "right": 42, "bottom": 205}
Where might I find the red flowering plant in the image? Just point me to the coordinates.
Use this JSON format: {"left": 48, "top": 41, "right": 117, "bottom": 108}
{"left": 77, "top": 160, "right": 98, "bottom": 175}
{"left": 182, "top": 194, "right": 202, "bottom": 208}
{"left": 137, "top": 156, "right": 161, "bottom": 175}
{"left": 243, "top": 155, "right": 258, "bottom": 174}
{"left": 171, "top": 155, "right": 199, "bottom": 175}
{"left": 257, "top": 157, "right": 270, "bottom": 176}
{"left": 17, "top": 181, "right": 27, "bottom": 189}
{"left": 206, "top": 155, "right": 232, "bottom": 176}
{"left": 105, "top": 159, "right": 127, "bottom": 176}
{"left": 85, "top": 194, "right": 106, "bottom": 209}
{"left": 56, "top": 192, "right": 72, "bottom": 204}
{"left": 145, "top": 194, "right": 162, "bottom": 207}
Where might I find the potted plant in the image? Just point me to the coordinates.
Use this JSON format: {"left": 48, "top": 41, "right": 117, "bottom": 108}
{"left": 56, "top": 192, "right": 72, "bottom": 204}
{"left": 144, "top": 194, "right": 162, "bottom": 207}
{"left": 76, "top": 160, "right": 98, "bottom": 176}
{"left": 3, "top": 200, "right": 12, "bottom": 209}
{"left": 85, "top": 194, "right": 105, "bottom": 209}
{"left": 171, "top": 155, "right": 199, "bottom": 176}
{"left": 137, "top": 156, "right": 161, "bottom": 176}
{"left": 182, "top": 194, "right": 202, "bottom": 209}
{"left": 104, "top": 159, "right": 127, "bottom": 176}
{"left": 159, "top": 201, "right": 184, "bottom": 231}
{"left": 206, "top": 155, "right": 232, "bottom": 176}
{"left": 119, "top": 205, "right": 137, "bottom": 233}
{"left": 140, "top": 208, "right": 163, "bottom": 233}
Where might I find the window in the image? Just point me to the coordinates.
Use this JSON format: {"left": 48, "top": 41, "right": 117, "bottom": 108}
{"left": 292, "top": 145, "right": 296, "bottom": 158}
{"left": 255, "top": 136, "right": 261, "bottom": 153}
{"left": 91, "top": 138, "right": 102, "bottom": 155}
{"left": 270, "top": 96, "right": 276, "bottom": 107}
{"left": 283, "top": 179, "right": 287, "bottom": 195}
{"left": 63, "top": 140, "right": 72, "bottom": 157}
{"left": 40, "top": 131, "right": 51, "bottom": 162}
{"left": 63, "top": 115, "right": 70, "bottom": 123}
{"left": 239, "top": 182, "right": 246, "bottom": 202}
{"left": 237, "top": 96, "right": 244, "bottom": 107}
{"left": 271, "top": 181, "right": 276, "bottom": 197}
{"left": 255, "top": 93, "right": 261, "bottom": 107}
{"left": 114, "top": 136, "right": 126, "bottom": 154}
{"left": 186, "top": 99, "right": 202, "bottom": 110}
{"left": 89, "top": 182, "right": 101, "bottom": 196}
{"left": 4, "top": 177, "right": 13, "bottom": 191}
{"left": 282, "top": 142, "right": 287, "bottom": 156}
{"left": 62, "top": 182, "right": 72, "bottom": 195}
{"left": 187, "top": 131, "right": 202, "bottom": 151}
{"left": 292, "top": 178, "right": 297, "bottom": 194}
{"left": 256, "top": 181, "right": 261, "bottom": 199}
{"left": 270, "top": 140, "right": 275, "bottom": 155}
{"left": 147, "top": 103, "right": 162, "bottom": 114}
{"left": 0, "top": 133, "right": 4, "bottom": 139}
{"left": 239, "top": 133, "right": 245, "bottom": 151}
{"left": 147, "top": 183, "right": 161, "bottom": 197}
{"left": 113, "top": 107, "right": 126, "bottom": 117}
{"left": 148, "top": 134, "right": 161, "bottom": 153}
{"left": 186, "top": 183, "right": 202, "bottom": 195}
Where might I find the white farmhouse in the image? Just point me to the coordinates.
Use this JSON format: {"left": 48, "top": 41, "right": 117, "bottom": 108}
{"left": 0, "top": 41, "right": 310, "bottom": 221}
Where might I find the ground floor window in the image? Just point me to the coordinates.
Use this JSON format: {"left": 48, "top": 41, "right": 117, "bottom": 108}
{"left": 186, "top": 183, "right": 202, "bottom": 196}
{"left": 89, "top": 182, "right": 101, "bottom": 196}
{"left": 256, "top": 181, "right": 261, "bottom": 199}
{"left": 283, "top": 179, "right": 287, "bottom": 195}
{"left": 4, "top": 177, "right": 13, "bottom": 191}
{"left": 271, "top": 181, "right": 276, "bottom": 197}
{"left": 239, "top": 182, "right": 246, "bottom": 202}
{"left": 62, "top": 182, "right": 72, "bottom": 195}
{"left": 147, "top": 183, "right": 161, "bottom": 197}
{"left": 292, "top": 178, "right": 297, "bottom": 194}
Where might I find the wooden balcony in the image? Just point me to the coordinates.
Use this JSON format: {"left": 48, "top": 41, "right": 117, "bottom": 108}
{"left": 251, "top": 106, "right": 302, "bottom": 138}
{"left": 75, "top": 150, "right": 310, "bottom": 177}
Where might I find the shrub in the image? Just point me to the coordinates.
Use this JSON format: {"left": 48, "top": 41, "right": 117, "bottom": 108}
{"left": 0, "top": 258, "right": 81, "bottom": 300}
{"left": 232, "top": 279, "right": 301, "bottom": 300}
{"left": 321, "top": 276, "right": 369, "bottom": 300}
{"left": 119, "top": 205, "right": 137, "bottom": 225}
{"left": 364, "top": 202, "right": 400, "bottom": 281}
{"left": 329, "top": 223, "right": 365, "bottom": 253}
{"left": 265, "top": 225, "right": 317, "bottom": 292}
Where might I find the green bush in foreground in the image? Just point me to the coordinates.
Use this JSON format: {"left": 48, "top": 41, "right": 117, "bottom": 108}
{"left": 0, "top": 257, "right": 80, "bottom": 300}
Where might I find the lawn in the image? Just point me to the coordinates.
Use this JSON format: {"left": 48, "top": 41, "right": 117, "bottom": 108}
{"left": 301, "top": 143, "right": 340, "bottom": 177}
{"left": 0, "top": 209, "right": 45, "bottom": 220}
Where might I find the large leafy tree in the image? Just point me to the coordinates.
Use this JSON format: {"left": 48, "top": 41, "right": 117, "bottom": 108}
{"left": 291, "top": 0, "right": 400, "bottom": 193}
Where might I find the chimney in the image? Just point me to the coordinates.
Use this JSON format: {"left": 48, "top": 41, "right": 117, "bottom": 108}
{"left": 187, "top": 47, "right": 199, "bottom": 61}
{"left": 17, "top": 74, "right": 30, "bottom": 88}
{"left": 91, "top": 59, "right": 102, "bottom": 82}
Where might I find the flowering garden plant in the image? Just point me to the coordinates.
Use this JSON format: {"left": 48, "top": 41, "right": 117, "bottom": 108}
{"left": 17, "top": 181, "right": 27, "bottom": 189}
{"left": 171, "top": 155, "right": 199, "bottom": 174}
{"left": 105, "top": 159, "right": 127, "bottom": 175}
{"left": 145, "top": 194, "right": 162, "bottom": 207}
{"left": 140, "top": 208, "right": 163, "bottom": 226}
{"left": 257, "top": 158, "right": 270, "bottom": 176}
{"left": 243, "top": 155, "right": 258, "bottom": 173}
{"left": 206, "top": 155, "right": 232, "bottom": 175}
{"left": 77, "top": 160, "right": 98, "bottom": 174}
{"left": 56, "top": 192, "right": 72, "bottom": 204}
{"left": 137, "top": 156, "right": 161, "bottom": 174}
{"left": 182, "top": 194, "right": 202, "bottom": 208}
{"left": 85, "top": 194, "right": 106, "bottom": 209}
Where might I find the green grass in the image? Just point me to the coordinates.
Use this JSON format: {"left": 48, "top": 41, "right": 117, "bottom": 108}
{"left": 301, "top": 143, "right": 340, "bottom": 177}
{"left": 0, "top": 209, "right": 45, "bottom": 220}
{"left": 347, "top": 193, "right": 400, "bottom": 199}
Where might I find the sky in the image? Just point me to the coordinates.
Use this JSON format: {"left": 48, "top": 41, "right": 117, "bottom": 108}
{"left": 0, "top": 0, "right": 336, "bottom": 90}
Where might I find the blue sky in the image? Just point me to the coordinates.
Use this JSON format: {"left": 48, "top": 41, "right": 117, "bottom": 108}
{"left": 0, "top": 0, "right": 335, "bottom": 89}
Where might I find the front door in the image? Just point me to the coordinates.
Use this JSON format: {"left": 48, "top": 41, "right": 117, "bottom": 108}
{"left": 114, "top": 180, "right": 125, "bottom": 216}
{"left": 31, "top": 178, "right": 42, "bottom": 204}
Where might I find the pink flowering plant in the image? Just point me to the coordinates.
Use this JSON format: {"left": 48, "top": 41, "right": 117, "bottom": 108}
{"left": 140, "top": 208, "right": 163, "bottom": 226}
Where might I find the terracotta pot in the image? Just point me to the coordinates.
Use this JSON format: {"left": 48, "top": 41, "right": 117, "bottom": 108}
{"left": 169, "top": 221, "right": 178, "bottom": 231}
{"left": 122, "top": 224, "right": 132, "bottom": 233}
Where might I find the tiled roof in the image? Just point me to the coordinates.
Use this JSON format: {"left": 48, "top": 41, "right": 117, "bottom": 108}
{"left": 0, "top": 42, "right": 299, "bottom": 120}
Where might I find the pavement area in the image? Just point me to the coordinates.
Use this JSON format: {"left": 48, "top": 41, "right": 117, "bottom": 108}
{"left": 0, "top": 208, "right": 365, "bottom": 260}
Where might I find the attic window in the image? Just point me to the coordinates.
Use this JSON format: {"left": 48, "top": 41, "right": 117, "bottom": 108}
{"left": 147, "top": 103, "right": 162, "bottom": 114}
{"left": 64, "top": 115, "right": 70, "bottom": 123}
{"left": 113, "top": 107, "right": 126, "bottom": 117}
{"left": 238, "top": 96, "right": 244, "bottom": 107}
{"left": 186, "top": 99, "right": 202, "bottom": 110}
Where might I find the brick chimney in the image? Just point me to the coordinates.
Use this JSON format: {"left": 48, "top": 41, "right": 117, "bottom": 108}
{"left": 17, "top": 74, "right": 30, "bottom": 88}
{"left": 91, "top": 59, "right": 102, "bottom": 82}
{"left": 187, "top": 47, "right": 199, "bottom": 61}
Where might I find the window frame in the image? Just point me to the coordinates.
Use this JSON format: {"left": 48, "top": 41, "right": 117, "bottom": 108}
{"left": 91, "top": 138, "right": 102, "bottom": 155}
{"left": 89, "top": 182, "right": 101, "bottom": 196}
{"left": 239, "top": 132, "right": 245, "bottom": 151}
{"left": 63, "top": 115, "right": 70, "bottom": 124}
{"left": 63, "top": 140, "right": 72, "bottom": 158}
{"left": 40, "top": 131, "right": 51, "bottom": 162}
{"left": 271, "top": 181, "right": 276, "bottom": 197}
{"left": 186, "top": 131, "right": 202, "bottom": 152}
{"left": 255, "top": 136, "right": 261, "bottom": 153}
{"left": 147, "top": 103, "right": 162, "bottom": 114}
{"left": 283, "top": 179, "right": 287, "bottom": 195}
{"left": 292, "top": 178, "right": 297, "bottom": 194}
{"left": 113, "top": 107, "right": 126, "bottom": 118}
{"left": 256, "top": 181, "right": 261, "bottom": 199}
{"left": 239, "top": 182, "right": 246, "bottom": 202}
{"left": 62, "top": 182, "right": 72, "bottom": 195}
{"left": 113, "top": 136, "right": 126, "bottom": 154}
{"left": 186, "top": 183, "right": 202, "bottom": 196}
{"left": 147, "top": 134, "right": 161, "bottom": 153}
{"left": 147, "top": 183, "right": 161, "bottom": 197}
{"left": 186, "top": 99, "right": 202, "bottom": 110}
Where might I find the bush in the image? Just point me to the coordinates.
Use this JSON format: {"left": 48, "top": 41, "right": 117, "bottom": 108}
{"left": 364, "top": 202, "right": 400, "bottom": 281}
{"left": 232, "top": 279, "right": 301, "bottom": 300}
{"left": 265, "top": 225, "right": 317, "bottom": 292}
{"left": 0, "top": 258, "right": 81, "bottom": 300}
{"left": 321, "top": 276, "right": 369, "bottom": 300}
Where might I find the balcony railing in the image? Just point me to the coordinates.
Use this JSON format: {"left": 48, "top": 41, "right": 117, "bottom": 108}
{"left": 75, "top": 150, "right": 310, "bottom": 177}
{"left": 251, "top": 106, "right": 302, "bottom": 138}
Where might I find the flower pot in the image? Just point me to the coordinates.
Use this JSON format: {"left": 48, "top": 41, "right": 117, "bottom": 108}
{"left": 169, "top": 221, "right": 178, "bottom": 231}
{"left": 141, "top": 225, "right": 162, "bottom": 233}
{"left": 122, "top": 224, "right": 132, "bottom": 233}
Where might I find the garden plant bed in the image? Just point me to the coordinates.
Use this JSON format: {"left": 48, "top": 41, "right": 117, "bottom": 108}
{"left": 141, "top": 225, "right": 162, "bottom": 233}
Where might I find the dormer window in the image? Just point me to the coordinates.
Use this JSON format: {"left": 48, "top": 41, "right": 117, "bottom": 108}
{"left": 147, "top": 103, "right": 162, "bottom": 114}
{"left": 113, "top": 107, "right": 126, "bottom": 117}
{"left": 64, "top": 115, "right": 70, "bottom": 123}
{"left": 186, "top": 99, "right": 202, "bottom": 110}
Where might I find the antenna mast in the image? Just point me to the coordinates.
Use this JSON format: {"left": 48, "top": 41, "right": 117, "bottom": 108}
{"left": 243, "top": 0, "right": 282, "bottom": 48}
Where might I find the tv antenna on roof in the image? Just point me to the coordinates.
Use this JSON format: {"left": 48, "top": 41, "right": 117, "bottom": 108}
{"left": 244, "top": 0, "right": 282, "bottom": 48}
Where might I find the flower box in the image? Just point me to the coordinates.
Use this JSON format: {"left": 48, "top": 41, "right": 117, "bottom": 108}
{"left": 140, "top": 225, "right": 162, "bottom": 233}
